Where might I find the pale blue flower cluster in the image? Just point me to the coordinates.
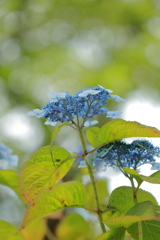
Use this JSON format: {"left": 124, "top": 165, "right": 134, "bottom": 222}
{"left": 27, "top": 85, "right": 124, "bottom": 127}
{"left": 0, "top": 144, "right": 18, "bottom": 170}
{"left": 95, "top": 140, "right": 160, "bottom": 170}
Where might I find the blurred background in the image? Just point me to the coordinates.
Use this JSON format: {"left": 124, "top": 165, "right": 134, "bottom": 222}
{"left": 0, "top": 0, "right": 160, "bottom": 239}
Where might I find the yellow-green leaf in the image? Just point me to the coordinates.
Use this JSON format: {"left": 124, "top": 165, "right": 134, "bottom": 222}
{"left": 104, "top": 201, "right": 158, "bottom": 229}
{"left": 99, "top": 119, "right": 160, "bottom": 145}
{"left": 0, "top": 170, "right": 25, "bottom": 203}
{"left": 140, "top": 171, "right": 160, "bottom": 184}
{"left": 123, "top": 168, "right": 160, "bottom": 185}
{"left": 21, "top": 219, "right": 46, "bottom": 240}
{"left": 86, "top": 127, "right": 100, "bottom": 147}
{"left": 0, "top": 220, "right": 25, "bottom": 240}
{"left": 104, "top": 215, "right": 152, "bottom": 229}
{"left": 20, "top": 181, "right": 86, "bottom": 229}
{"left": 108, "top": 186, "right": 157, "bottom": 214}
{"left": 19, "top": 145, "right": 74, "bottom": 204}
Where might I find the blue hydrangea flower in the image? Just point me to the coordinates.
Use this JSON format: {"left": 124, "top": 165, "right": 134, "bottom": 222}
{"left": 95, "top": 140, "right": 160, "bottom": 171}
{"left": 27, "top": 86, "right": 125, "bottom": 127}
{"left": 0, "top": 144, "right": 18, "bottom": 170}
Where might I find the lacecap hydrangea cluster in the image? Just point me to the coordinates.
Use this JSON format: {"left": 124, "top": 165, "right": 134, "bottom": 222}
{"left": 27, "top": 85, "right": 124, "bottom": 127}
{"left": 0, "top": 144, "right": 18, "bottom": 170}
{"left": 95, "top": 140, "right": 160, "bottom": 170}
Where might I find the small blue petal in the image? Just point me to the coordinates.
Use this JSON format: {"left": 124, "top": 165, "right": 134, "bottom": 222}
{"left": 107, "top": 111, "right": 122, "bottom": 119}
{"left": 0, "top": 144, "right": 18, "bottom": 169}
{"left": 27, "top": 109, "right": 46, "bottom": 118}
{"left": 0, "top": 160, "right": 8, "bottom": 170}
{"left": 110, "top": 94, "right": 125, "bottom": 102}
{"left": 48, "top": 92, "right": 66, "bottom": 103}
{"left": 84, "top": 120, "right": 98, "bottom": 127}
{"left": 98, "top": 85, "right": 113, "bottom": 93}
{"left": 8, "top": 155, "right": 18, "bottom": 166}
{"left": 78, "top": 89, "right": 100, "bottom": 97}
{"left": 44, "top": 120, "right": 57, "bottom": 126}
{"left": 78, "top": 160, "right": 87, "bottom": 168}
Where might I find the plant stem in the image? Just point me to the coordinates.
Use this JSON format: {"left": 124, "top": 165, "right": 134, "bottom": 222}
{"left": 130, "top": 177, "right": 143, "bottom": 240}
{"left": 78, "top": 127, "right": 106, "bottom": 233}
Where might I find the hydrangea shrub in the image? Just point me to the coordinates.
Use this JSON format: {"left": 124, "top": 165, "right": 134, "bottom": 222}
{"left": 1, "top": 85, "right": 160, "bottom": 240}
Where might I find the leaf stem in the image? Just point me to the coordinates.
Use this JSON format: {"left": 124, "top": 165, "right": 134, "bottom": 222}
{"left": 78, "top": 127, "right": 106, "bottom": 233}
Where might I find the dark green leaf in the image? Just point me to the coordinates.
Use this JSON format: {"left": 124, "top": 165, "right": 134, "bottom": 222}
{"left": 128, "top": 220, "right": 160, "bottom": 240}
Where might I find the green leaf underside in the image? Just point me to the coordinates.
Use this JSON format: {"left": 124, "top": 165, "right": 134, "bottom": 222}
{"left": 0, "top": 220, "right": 25, "bottom": 240}
{"left": 104, "top": 215, "right": 153, "bottom": 229}
{"left": 128, "top": 220, "right": 160, "bottom": 240}
{"left": 155, "top": 206, "right": 160, "bottom": 218}
{"left": 104, "top": 201, "right": 158, "bottom": 229}
{"left": 122, "top": 167, "right": 143, "bottom": 186}
{"left": 95, "top": 227, "right": 125, "bottom": 240}
{"left": 0, "top": 170, "right": 25, "bottom": 203}
{"left": 140, "top": 171, "right": 160, "bottom": 184}
{"left": 108, "top": 186, "right": 157, "bottom": 214}
{"left": 126, "top": 201, "right": 157, "bottom": 218}
{"left": 99, "top": 119, "right": 160, "bottom": 145}
{"left": 86, "top": 127, "right": 100, "bottom": 147}
{"left": 123, "top": 168, "right": 160, "bottom": 185}
{"left": 50, "top": 122, "right": 69, "bottom": 145}
{"left": 19, "top": 145, "right": 74, "bottom": 205}
{"left": 21, "top": 181, "right": 86, "bottom": 229}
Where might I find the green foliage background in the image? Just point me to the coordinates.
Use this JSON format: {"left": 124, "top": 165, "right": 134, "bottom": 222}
{"left": 1, "top": 0, "right": 160, "bottom": 153}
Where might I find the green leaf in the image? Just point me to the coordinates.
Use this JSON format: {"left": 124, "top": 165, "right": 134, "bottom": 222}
{"left": 104, "top": 201, "right": 159, "bottom": 229}
{"left": 123, "top": 168, "right": 160, "bottom": 185}
{"left": 128, "top": 220, "right": 160, "bottom": 240}
{"left": 108, "top": 186, "right": 157, "bottom": 214}
{"left": 0, "top": 220, "right": 25, "bottom": 240}
{"left": 126, "top": 201, "right": 158, "bottom": 218}
{"left": 139, "top": 171, "right": 160, "bottom": 184}
{"left": 122, "top": 167, "right": 143, "bottom": 186}
{"left": 56, "top": 212, "right": 93, "bottom": 240}
{"left": 19, "top": 145, "right": 74, "bottom": 204}
{"left": 50, "top": 122, "right": 70, "bottom": 145}
{"left": 0, "top": 170, "right": 25, "bottom": 203}
{"left": 20, "top": 181, "right": 86, "bottom": 229}
{"left": 86, "top": 127, "right": 100, "bottom": 147}
{"left": 95, "top": 227, "right": 125, "bottom": 240}
{"left": 99, "top": 119, "right": 160, "bottom": 145}
{"left": 104, "top": 215, "right": 152, "bottom": 229}
{"left": 155, "top": 205, "right": 160, "bottom": 218}
{"left": 21, "top": 219, "right": 46, "bottom": 240}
